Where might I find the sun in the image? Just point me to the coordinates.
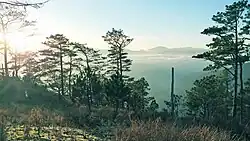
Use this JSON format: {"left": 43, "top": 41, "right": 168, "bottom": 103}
{"left": 6, "top": 33, "right": 27, "bottom": 53}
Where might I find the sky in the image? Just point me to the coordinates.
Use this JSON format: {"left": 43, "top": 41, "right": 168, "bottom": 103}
{"left": 12, "top": 0, "right": 239, "bottom": 52}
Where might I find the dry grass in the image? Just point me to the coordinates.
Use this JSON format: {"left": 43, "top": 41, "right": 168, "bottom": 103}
{"left": 114, "top": 118, "right": 240, "bottom": 141}
{"left": 27, "top": 106, "right": 65, "bottom": 126}
{"left": 0, "top": 106, "right": 100, "bottom": 140}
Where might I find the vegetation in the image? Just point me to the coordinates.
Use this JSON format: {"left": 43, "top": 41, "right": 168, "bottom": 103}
{"left": 115, "top": 119, "right": 240, "bottom": 141}
{"left": 0, "top": 0, "right": 249, "bottom": 141}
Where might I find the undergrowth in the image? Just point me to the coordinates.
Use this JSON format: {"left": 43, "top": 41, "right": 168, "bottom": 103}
{"left": 114, "top": 119, "right": 240, "bottom": 141}
{"left": 0, "top": 106, "right": 243, "bottom": 141}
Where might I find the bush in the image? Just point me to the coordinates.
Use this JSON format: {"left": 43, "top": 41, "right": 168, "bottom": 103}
{"left": 114, "top": 118, "right": 240, "bottom": 141}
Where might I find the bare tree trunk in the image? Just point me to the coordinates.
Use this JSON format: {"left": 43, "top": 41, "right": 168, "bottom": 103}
{"left": 171, "top": 67, "right": 175, "bottom": 119}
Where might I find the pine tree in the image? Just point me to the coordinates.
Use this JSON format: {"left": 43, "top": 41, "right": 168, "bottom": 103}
{"left": 102, "top": 28, "right": 133, "bottom": 117}
{"left": 21, "top": 51, "right": 40, "bottom": 84}
{"left": 8, "top": 51, "right": 33, "bottom": 77}
{"left": 127, "top": 77, "right": 154, "bottom": 118}
{"left": 186, "top": 75, "right": 230, "bottom": 124}
{"left": 192, "top": 1, "right": 250, "bottom": 122}
{"left": 63, "top": 43, "right": 80, "bottom": 98}
{"left": 70, "top": 42, "right": 106, "bottom": 112}
{"left": 102, "top": 28, "right": 133, "bottom": 79}
{"left": 40, "top": 34, "right": 69, "bottom": 101}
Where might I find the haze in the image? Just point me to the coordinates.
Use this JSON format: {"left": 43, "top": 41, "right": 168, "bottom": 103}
{"left": 20, "top": 0, "right": 237, "bottom": 52}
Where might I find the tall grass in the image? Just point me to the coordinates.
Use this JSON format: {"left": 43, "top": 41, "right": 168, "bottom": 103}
{"left": 114, "top": 118, "right": 240, "bottom": 141}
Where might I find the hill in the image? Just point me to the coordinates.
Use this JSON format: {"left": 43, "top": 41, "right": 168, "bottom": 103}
{"left": 0, "top": 78, "right": 71, "bottom": 112}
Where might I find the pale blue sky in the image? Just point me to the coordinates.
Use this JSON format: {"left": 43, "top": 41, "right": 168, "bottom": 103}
{"left": 21, "top": 0, "right": 238, "bottom": 51}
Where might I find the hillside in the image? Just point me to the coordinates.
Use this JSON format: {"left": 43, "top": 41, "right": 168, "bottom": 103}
{"left": 0, "top": 78, "right": 71, "bottom": 112}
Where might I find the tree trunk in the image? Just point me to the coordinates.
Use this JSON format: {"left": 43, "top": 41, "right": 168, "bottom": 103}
{"left": 240, "top": 61, "right": 244, "bottom": 123}
{"left": 114, "top": 98, "right": 119, "bottom": 119}
{"left": 14, "top": 54, "right": 18, "bottom": 77}
{"left": 3, "top": 37, "right": 8, "bottom": 77}
{"left": 1, "top": 22, "right": 8, "bottom": 78}
{"left": 171, "top": 67, "right": 175, "bottom": 119}
{"left": 119, "top": 47, "right": 123, "bottom": 79}
{"left": 57, "top": 87, "right": 61, "bottom": 102}
{"left": 87, "top": 90, "right": 92, "bottom": 113}
{"left": 86, "top": 76, "right": 92, "bottom": 113}
{"left": 59, "top": 45, "right": 64, "bottom": 100}
{"left": 68, "top": 56, "right": 72, "bottom": 97}
{"left": 85, "top": 57, "right": 92, "bottom": 113}
{"left": 1, "top": 64, "right": 4, "bottom": 78}
{"left": 226, "top": 77, "right": 229, "bottom": 120}
{"left": 233, "top": 18, "right": 238, "bottom": 118}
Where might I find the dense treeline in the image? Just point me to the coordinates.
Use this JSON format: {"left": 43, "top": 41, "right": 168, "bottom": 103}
{"left": 1, "top": 29, "right": 159, "bottom": 120}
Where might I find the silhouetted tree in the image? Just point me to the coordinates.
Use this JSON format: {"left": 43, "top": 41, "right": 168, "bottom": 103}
{"left": 102, "top": 28, "right": 133, "bottom": 117}
{"left": 8, "top": 51, "right": 30, "bottom": 77}
{"left": 104, "top": 72, "right": 128, "bottom": 118}
{"left": 0, "top": 4, "right": 36, "bottom": 77}
{"left": 127, "top": 77, "right": 154, "bottom": 118}
{"left": 148, "top": 99, "right": 159, "bottom": 119}
{"left": 70, "top": 43, "right": 106, "bottom": 112}
{"left": 63, "top": 43, "right": 79, "bottom": 98}
{"left": 21, "top": 51, "right": 40, "bottom": 81}
{"left": 186, "top": 75, "right": 231, "bottom": 125}
{"left": 192, "top": 1, "right": 250, "bottom": 122}
{"left": 244, "top": 79, "right": 250, "bottom": 119}
{"left": 40, "top": 34, "right": 69, "bottom": 101}
{"left": 164, "top": 94, "right": 182, "bottom": 119}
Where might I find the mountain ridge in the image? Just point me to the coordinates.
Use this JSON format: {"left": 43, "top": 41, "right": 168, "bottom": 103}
{"left": 99, "top": 46, "right": 208, "bottom": 55}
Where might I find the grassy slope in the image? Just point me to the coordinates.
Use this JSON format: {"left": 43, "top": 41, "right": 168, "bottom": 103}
{"left": 0, "top": 78, "right": 102, "bottom": 140}
{"left": 0, "top": 77, "right": 243, "bottom": 140}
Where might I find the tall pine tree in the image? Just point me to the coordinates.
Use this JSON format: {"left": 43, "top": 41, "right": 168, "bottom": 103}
{"left": 40, "top": 34, "right": 69, "bottom": 101}
{"left": 192, "top": 1, "right": 250, "bottom": 122}
{"left": 102, "top": 28, "right": 133, "bottom": 117}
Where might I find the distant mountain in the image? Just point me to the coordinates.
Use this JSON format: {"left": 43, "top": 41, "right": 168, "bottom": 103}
{"left": 146, "top": 46, "right": 208, "bottom": 55}
{"left": 99, "top": 46, "right": 208, "bottom": 56}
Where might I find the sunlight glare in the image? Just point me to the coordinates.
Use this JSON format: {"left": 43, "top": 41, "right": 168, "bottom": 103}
{"left": 0, "top": 33, "right": 27, "bottom": 53}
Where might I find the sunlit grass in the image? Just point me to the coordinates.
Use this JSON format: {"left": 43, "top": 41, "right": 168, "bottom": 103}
{"left": 4, "top": 125, "right": 100, "bottom": 141}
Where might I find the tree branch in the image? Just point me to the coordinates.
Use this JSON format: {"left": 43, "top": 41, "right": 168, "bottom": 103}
{"left": 0, "top": 0, "right": 49, "bottom": 8}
